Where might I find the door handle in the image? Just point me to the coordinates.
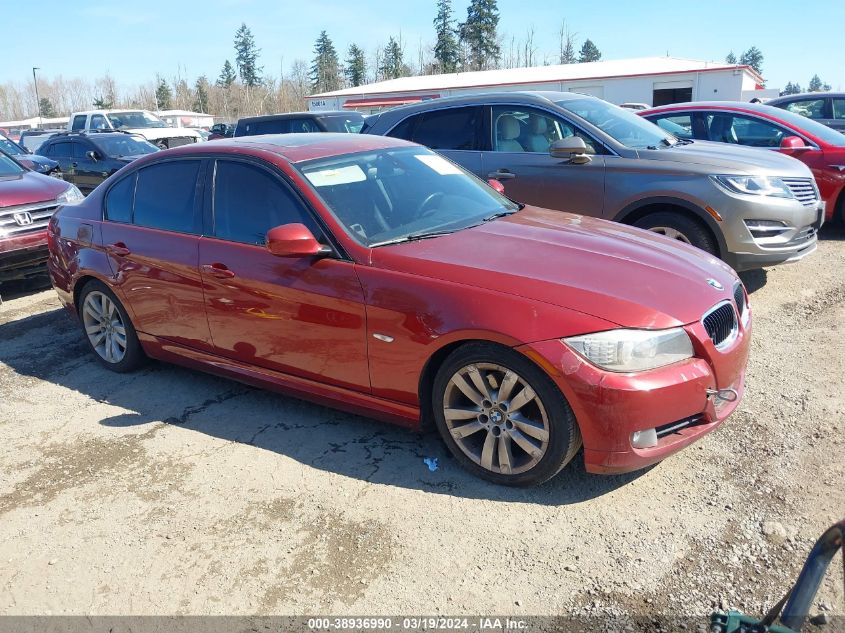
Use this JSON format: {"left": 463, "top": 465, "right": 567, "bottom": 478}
{"left": 201, "top": 263, "right": 235, "bottom": 279}
{"left": 487, "top": 170, "right": 516, "bottom": 180}
{"left": 106, "top": 242, "right": 130, "bottom": 257}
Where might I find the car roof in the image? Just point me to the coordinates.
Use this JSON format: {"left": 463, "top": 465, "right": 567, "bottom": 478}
{"left": 768, "top": 92, "right": 845, "bottom": 103}
{"left": 158, "top": 132, "right": 414, "bottom": 163}
{"left": 642, "top": 101, "right": 783, "bottom": 115}
{"left": 371, "top": 90, "right": 593, "bottom": 118}
{"left": 237, "top": 111, "right": 357, "bottom": 123}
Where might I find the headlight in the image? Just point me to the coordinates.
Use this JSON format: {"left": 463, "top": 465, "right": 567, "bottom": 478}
{"left": 563, "top": 327, "right": 694, "bottom": 372}
{"left": 710, "top": 175, "right": 793, "bottom": 199}
{"left": 57, "top": 184, "right": 84, "bottom": 204}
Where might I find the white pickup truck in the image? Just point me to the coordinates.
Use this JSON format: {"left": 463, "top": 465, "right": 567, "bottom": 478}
{"left": 67, "top": 110, "right": 202, "bottom": 149}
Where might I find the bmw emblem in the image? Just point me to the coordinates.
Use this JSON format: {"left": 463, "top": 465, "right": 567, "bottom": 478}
{"left": 706, "top": 278, "right": 724, "bottom": 290}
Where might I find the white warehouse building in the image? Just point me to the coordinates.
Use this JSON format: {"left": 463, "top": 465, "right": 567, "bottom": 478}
{"left": 308, "top": 56, "right": 774, "bottom": 113}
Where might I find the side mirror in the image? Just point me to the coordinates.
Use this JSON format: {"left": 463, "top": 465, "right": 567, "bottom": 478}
{"left": 266, "top": 223, "right": 331, "bottom": 258}
{"left": 86, "top": 150, "right": 99, "bottom": 161}
{"left": 487, "top": 178, "right": 506, "bottom": 194}
{"left": 780, "top": 136, "right": 810, "bottom": 151}
{"left": 550, "top": 137, "right": 592, "bottom": 164}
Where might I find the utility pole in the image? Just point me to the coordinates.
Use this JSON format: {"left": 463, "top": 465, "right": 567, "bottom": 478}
{"left": 32, "top": 67, "right": 42, "bottom": 127}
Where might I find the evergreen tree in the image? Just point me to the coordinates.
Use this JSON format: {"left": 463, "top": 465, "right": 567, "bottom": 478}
{"left": 345, "top": 44, "right": 366, "bottom": 87}
{"left": 310, "top": 31, "right": 341, "bottom": 92}
{"left": 578, "top": 39, "right": 601, "bottom": 63}
{"left": 93, "top": 96, "right": 114, "bottom": 109}
{"left": 433, "top": 0, "right": 459, "bottom": 73}
{"left": 234, "top": 23, "right": 262, "bottom": 87}
{"left": 781, "top": 82, "right": 802, "bottom": 96}
{"left": 559, "top": 21, "right": 577, "bottom": 64}
{"left": 739, "top": 46, "right": 763, "bottom": 75}
{"left": 217, "top": 60, "right": 236, "bottom": 88}
{"left": 193, "top": 76, "right": 210, "bottom": 112}
{"left": 38, "top": 97, "right": 56, "bottom": 118}
{"left": 379, "top": 37, "right": 407, "bottom": 80}
{"left": 155, "top": 78, "right": 172, "bottom": 110}
{"left": 808, "top": 74, "right": 830, "bottom": 92}
{"left": 726, "top": 51, "right": 737, "bottom": 64}
{"left": 458, "top": 0, "right": 500, "bottom": 71}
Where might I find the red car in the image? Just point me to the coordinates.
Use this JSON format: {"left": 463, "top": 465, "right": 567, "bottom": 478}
{"left": 1, "top": 152, "right": 83, "bottom": 283}
{"left": 47, "top": 134, "right": 751, "bottom": 486}
{"left": 640, "top": 102, "right": 845, "bottom": 223}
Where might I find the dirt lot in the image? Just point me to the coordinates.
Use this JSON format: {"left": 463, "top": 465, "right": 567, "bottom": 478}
{"left": 0, "top": 226, "right": 843, "bottom": 624}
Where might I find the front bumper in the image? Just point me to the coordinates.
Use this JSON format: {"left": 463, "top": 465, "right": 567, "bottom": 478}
{"left": 714, "top": 188, "right": 824, "bottom": 272}
{"left": 517, "top": 314, "right": 751, "bottom": 474}
{"left": 0, "top": 230, "right": 49, "bottom": 282}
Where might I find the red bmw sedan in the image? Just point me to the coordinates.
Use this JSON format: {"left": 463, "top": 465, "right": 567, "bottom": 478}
{"left": 640, "top": 102, "right": 845, "bottom": 223}
{"left": 47, "top": 134, "right": 750, "bottom": 486}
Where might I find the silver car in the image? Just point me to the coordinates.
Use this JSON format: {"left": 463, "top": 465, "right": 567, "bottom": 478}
{"left": 363, "top": 91, "right": 824, "bottom": 271}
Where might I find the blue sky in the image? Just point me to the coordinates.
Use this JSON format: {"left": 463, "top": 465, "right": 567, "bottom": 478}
{"left": 3, "top": 0, "right": 843, "bottom": 91}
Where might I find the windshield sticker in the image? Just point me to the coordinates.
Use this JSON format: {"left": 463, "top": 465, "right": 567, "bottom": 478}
{"left": 414, "top": 154, "right": 463, "bottom": 175}
{"left": 304, "top": 164, "right": 367, "bottom": 187}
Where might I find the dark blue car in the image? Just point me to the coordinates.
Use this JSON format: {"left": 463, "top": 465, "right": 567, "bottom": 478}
{"left": 0, "top": 133, "right": 60, "bottom": 176}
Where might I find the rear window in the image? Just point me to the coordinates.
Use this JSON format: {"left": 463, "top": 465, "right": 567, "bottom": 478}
{"left": 105, "top": 173, "right": 136, "bottom": 223}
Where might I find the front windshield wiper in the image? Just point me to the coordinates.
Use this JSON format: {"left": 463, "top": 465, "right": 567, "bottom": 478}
{"left": 369, "top": 229, "right": 460, "bottom": 248}
{"left": 482, "top": 208, "right": 519, "bottom": 222}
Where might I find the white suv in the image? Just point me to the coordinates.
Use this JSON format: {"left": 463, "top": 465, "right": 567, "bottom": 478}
{"left": 67, "top": 110, "right": 201, "bottom": 149}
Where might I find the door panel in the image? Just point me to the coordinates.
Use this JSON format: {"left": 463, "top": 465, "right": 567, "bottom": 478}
{"left": 100, "top": 223, "right": 212, "bottom": 349}
{"left": 71, "top": 141, "right": 106, "bottom": 193}
{"left": 199, "top": 239, "right": 370, "bottom": 391}
{"left": 483, "top": 105, "right": 606, "bottom": 215}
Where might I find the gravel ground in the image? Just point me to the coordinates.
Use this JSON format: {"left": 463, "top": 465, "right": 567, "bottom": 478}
{"left": 0, "top": 226, "right": 843, "bottom": 627}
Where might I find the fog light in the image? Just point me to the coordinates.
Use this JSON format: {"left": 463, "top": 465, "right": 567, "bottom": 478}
{"left": 631, "top": 428, "right": 658, "bottom": 449}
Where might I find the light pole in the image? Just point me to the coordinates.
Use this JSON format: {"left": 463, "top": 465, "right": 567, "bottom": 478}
{"left": 32, "top": 67, "right": 42, "bottom": 127}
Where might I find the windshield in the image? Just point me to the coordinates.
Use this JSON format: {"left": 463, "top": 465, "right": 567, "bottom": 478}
{"left": 297, "top": 146, "right": 519, "bottom": 247}
{"left": 0, "top": 152, "right": 25, "bottom": 177}
{"left": 557, "top": 97, "right": 676, "bottom": 149}
{"left": 106, "top": 111, "right": 168, "bottom": 129}
{"left": 319, "top": 114, "right": 365, "bottom": 133}
{"left": 0, "top": 138, "right": 25, "bottom": 155}
{"left": 768, "top": 106, "right": 845, "bottom": 147}
{"left": 91, "top": 135, "right": 159, "bottom": 157}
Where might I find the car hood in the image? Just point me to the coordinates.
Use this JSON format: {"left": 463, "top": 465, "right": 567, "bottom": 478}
{"left": 0, "top": 171, "right": 70, "bottom": 207}
{"left": 21, "top": 154, "right": 58, "bottom": 170}
{"left": 124, "top": 128, "right": 200, "bottom": 140}
{"left": 370, "top": 207, "right": 740, "bottom": 330}
{"left": 637, "top": 140, "right": 814, "bottom": 177}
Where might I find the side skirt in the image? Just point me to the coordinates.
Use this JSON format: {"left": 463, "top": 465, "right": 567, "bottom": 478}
{"left": 137, "top": 332, "right": 421, "bottom": 429}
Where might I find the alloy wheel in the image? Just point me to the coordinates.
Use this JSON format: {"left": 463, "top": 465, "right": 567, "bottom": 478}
{"left": 647, "top": 226, "right": 692, "bottom": 244}
{"left": 82, "top": 291, "right": 128, "bottom": 364}
{"left": 443, "top": 363, "right": 550, "bottom": 475}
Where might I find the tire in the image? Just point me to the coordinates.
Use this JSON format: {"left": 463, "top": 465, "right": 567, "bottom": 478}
{"left": 432, "top": 342, "right": 582, "bottom": 487}
{"left": 633, "top": 211, "right": 717, "bottom": 255}
{"left": 78, "top": 280, "right": 145, "bottom": 373}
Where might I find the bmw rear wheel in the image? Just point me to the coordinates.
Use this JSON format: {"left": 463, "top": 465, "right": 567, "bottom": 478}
{"left": 79, "top": 281, "right": 144, "bottom": 372}
{"left": 433, "top": 343, "right": 581, "bottom": 486}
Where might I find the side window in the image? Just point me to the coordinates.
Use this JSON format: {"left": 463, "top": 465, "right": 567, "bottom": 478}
{"left": 652, "top": 114, "right": 694, "bottom": 139}
{"left": 491, "top": 106, "right": 599, "bottom": 154}
{"left": 72, "top": 141, "right": 92, "bottom": 159}
{"left": 386, "top": 115, "right": 421, "bottom": 141}
{"left": 252, "top": 119, "right": 289, "bottom": 135}
{"left": 133, "top": 160, "right": 201, "bottom": 233}
{"left": 90, "top": 114, "right": 109, "bottom": 130}
{"left": 46, "top": 141, "right": 73, "bottom": 158}
{"left": 410, "top": 107, "right": 480, "bottom": 150}
{"left": 705, "top": 114, "right": 787, "bottom": 147}
{"left": 105, "top": 173, "right": 136, "bottom": 223}
{"left": 71, "top": 115, "right": 86, "bottom": 131}
{"left": 213, "top": 160, "right": 319, "bottom": 245}
{"left": 782, "top": 99, "right": 826, "bottom": 120}
{"left": 832, "top": 99, "right": 845, "bottom": 120}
